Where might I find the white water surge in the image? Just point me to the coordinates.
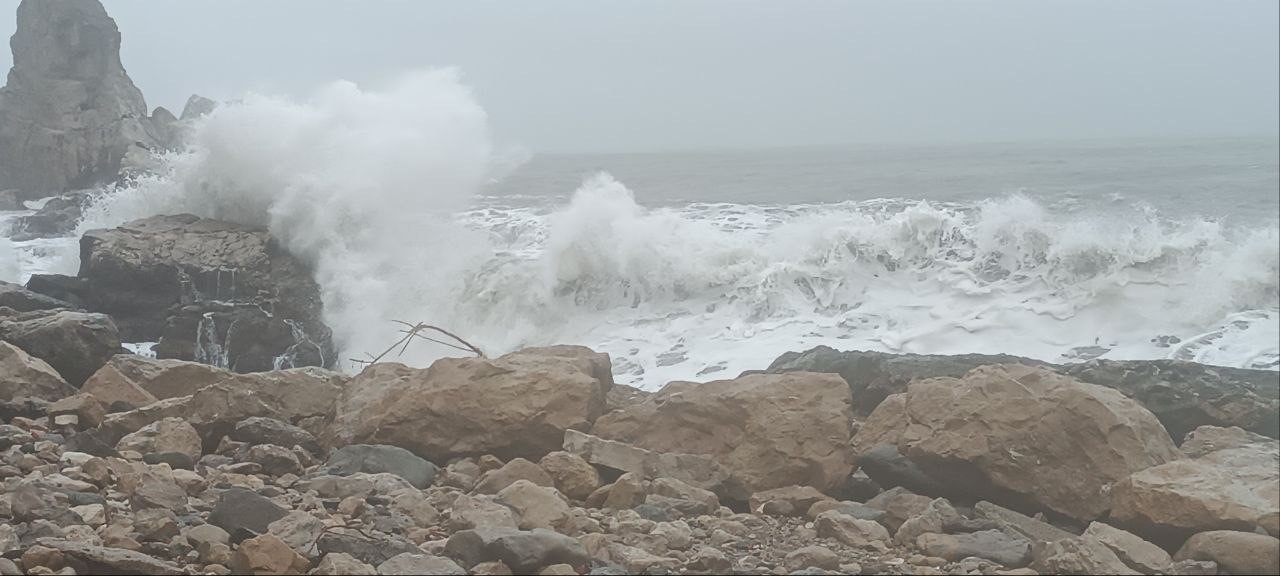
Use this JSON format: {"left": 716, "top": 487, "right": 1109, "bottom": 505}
{"left": 1, "top": 71, "right": 1275, "bottom": 388}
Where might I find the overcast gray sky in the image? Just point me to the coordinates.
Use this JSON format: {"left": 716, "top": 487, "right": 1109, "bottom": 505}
{"left": 2, "top": 0, "right": 1278, "bottom": 152}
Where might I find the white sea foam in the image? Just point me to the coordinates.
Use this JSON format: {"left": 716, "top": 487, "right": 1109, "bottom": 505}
{"left": 3, "top": 72, "right": 1274, "bottom": 388}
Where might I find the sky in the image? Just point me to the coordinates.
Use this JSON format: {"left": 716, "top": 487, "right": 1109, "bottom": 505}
{"left": 2, "top": 0, "right": 1278, "bottom": 153}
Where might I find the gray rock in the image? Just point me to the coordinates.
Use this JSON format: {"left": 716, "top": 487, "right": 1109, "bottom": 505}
{"left": 324, "top": 444, "right": 439, "bottom": 488}
{"left": 377, "top": 552, "right": 466, "bottom": 575}
{"left": 0, "top": 281, "right": 73, "bottom": 313}
{"left": 0, "top": 309, "right": 121, "bottom": 387}
{"left": 79, "top": 214, "right": 333, "bottom": 368}
{"left": 767, "top": 346, "right": 1279, "bottom": 441}
{"left": 316, "top": 529, "right": 420, "bottom": 566}
{"left": 207, "top": 488, "right": 287, "bottom": 540}
{"left": 0, "top": 0, "right": 168, "bottom": 199}
{"left": 232, "top": 417, "right": 321, "bottom": 454}
{"left": 444, "top": 528, "right": 589, "bottom": 572}
{"left": 35, "top": 538, "right": 184, "bottom": 575}
{"left": 916, "top": 530, "right": 1033, "bottom": 567}
{"left": 1032, "top": 536, "right": 1141, "bottom": 575}
{"left": 973, "top": 501, "right": 1076, "bottom": 544}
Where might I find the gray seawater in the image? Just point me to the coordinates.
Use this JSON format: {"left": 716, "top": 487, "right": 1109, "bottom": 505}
{"left": 487, "top": 136, "right": 1280, "bottom": 225}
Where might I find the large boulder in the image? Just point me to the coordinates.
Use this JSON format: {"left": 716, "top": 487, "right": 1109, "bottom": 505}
{"left": 84, "top": 354, "right": 228, "bottom": 400}
{"left": 767, "top": 347, "right": 1280, "bottom": 441}
{"left": 590, "top": 372, "right": 853, "bottom": 500}
{"left": 0, "top": 0, "right": 169, "bottom": 199}
{"left": 0, "top": 281, "right": 74, "bottom": 312}
{"left": 0, "top": 340, "right": 76, "bottom": 401}
{"left": 10, "top": 191, "right": 92, "bottom": 241}
{"left": 326, "top": 346, "right": 611, "bottom": 462}
{"left": 188, "top": 366, "right": 347, "bottom": 441}
{"left": 1111, "top": 426, "right": 1279, "bottom": 543}
{"left": 0, "top": 309, "right": 121, "bottom": 386}
{"left": 58, "top": 214, "right": 333, "bottom": 371}
{"left": 851, "top": 364, "right": 1181, "bottom": 521}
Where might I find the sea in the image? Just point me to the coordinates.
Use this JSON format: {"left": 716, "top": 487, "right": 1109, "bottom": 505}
{"left": 0, "top": 73, "right": 1276, "bottom": 389}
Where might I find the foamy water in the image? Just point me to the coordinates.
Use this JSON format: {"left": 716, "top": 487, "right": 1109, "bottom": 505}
{"left": 0, "top": 71, "right": 1276, "bottom": 388}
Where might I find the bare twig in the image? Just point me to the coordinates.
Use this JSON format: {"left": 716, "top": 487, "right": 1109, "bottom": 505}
{"left": 349, "top": 320, "right": 484, "bottom": 370}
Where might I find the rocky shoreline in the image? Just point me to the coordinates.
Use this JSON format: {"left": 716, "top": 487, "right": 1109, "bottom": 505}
{"left": 0, "top": 1, "right": 1277, "bottom": 575}
{"left": 0, "top": 307, "right": 1277, "bottom": 575}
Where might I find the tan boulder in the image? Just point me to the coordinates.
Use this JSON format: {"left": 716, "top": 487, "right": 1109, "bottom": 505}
{"left": 48, "top": 393, "right": 106, "bottom": 428}
{"left": 188, "top": 367, "right": 346, "bottom": 437}
{"left": 80, "top": 360, "right": 158, "bottom": 408}
{"left": 99, "top": 396, "right": 192, "bottom": 444}
{"left": 562, "top": 429, "right": 738, "bottom": 498}
{"left": 474, "top": 458, "right": 555, "bottom": 495}
{"left": 1111, "top": 425, "right": 1279, "bottom": 539}
{"left": 1174, "top": 530, "right": 1280, "bottom": 576}
{"left": 229, "top": 533, "right": 308, "bottom": 575}
{"left": 88, "top": 355, "right": 228, "bottom": 400}
{"left": 590, "top": 372, "right": 852, "bottom": 499}
{"left": 0, "top": 340, "right": 75, "bottom": 402}
{"left": 326, "top": 346, "right": 610, "bottom": 462}
{"left": 539, "top": 451, "right": 601, "bottom": 501}
{"left": 496, "top": 479, "right": 573, "bottom": 531}
{"left": 851, "top": 364, "right": 1180, "bottom": 521}
{"left": 115, "top": 417, "right": 202, "bottom": 463}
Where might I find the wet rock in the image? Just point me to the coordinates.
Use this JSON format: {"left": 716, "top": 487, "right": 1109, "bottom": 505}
{"left": 77, "top": 214, "right": 333, "bottom": 368}
{"left": 0, "top": 281, "right": 72, "bottom": 313}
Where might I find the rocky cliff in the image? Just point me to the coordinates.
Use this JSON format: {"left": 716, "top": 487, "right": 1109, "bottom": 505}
{"left": 0, "top": 0, "right": 175, "bottom": 199}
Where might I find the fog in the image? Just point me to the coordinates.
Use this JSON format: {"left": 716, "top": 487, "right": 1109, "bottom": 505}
{"left": 2, "top": 0, "right": 1277, "bottom": 152}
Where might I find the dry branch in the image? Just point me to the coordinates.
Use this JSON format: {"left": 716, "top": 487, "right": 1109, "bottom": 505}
{"left": 349, "top": 320, "right": 484, "bottom": 370}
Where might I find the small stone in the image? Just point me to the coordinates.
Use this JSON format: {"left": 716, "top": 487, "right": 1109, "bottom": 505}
{"left": 245, "top": 444, "right": 303, "bottom": 476}
{"left": 376, "top": 552, "right": 465, "bottom": 575}
{"left": 784, "top": 545, "right": 840, "bottom": 571}
{"left": 814, "top": 510, "right": 891, "bottom": 547}
{"left": 475, "top": 458, "right": 555, "bottom": 494}
{"left": 539, "top": 451, "right": 601, "bottom": 501}
{"left": 497, "top": 479, "right": 572, "bottom": 531}
{"left": 312, "top": 552, "right": 377, "bottom": 575}
{"left": 230, "top": 534, "right": 309, "bottom": 575}
{"left": 70, "top": 504, "right": 106, "bottom": 527}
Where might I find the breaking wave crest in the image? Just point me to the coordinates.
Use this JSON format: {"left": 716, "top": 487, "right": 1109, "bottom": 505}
{"left": 64, "top": 72, "right": 1279, "bottom": 387}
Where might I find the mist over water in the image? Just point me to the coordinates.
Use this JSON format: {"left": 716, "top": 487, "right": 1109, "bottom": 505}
{"left": 9, "top": 72, "right": 1277, "bottom": 388}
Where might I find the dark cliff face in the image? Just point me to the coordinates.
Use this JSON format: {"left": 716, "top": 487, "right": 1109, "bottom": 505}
{"left": 0, "top": 0, "right": 163, "bottom": 198}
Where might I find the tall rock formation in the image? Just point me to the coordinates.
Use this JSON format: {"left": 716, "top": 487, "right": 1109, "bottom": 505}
{"left": 0, "top": 0, "right": 168, "bottom": 199}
